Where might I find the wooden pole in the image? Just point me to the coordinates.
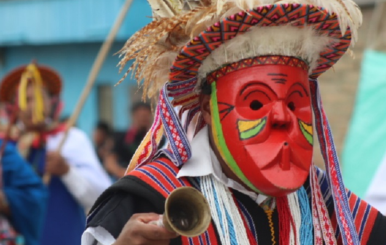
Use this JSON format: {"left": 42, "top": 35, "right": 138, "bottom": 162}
{"left": 43, "top": 0, "right": 134, "bottom": 184}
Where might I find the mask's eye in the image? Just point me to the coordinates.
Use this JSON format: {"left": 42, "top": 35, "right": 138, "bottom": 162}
{"left": 250, "top": 100, "right": 263, "bottom": 110}
{"left": 287, "top": 102, "right": 295, "bottom": 111}
{"left": 288, "top": 102, "right": 295, "bottom": 111}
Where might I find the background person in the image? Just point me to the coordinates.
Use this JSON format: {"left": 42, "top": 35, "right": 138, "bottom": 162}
{"left": 92, "top": 121, "right": 114, "bottom": 164}
{"left": 104, "top": 102, "right": 152, "bottom": 179}
{"left": 0, "top": 63, "right": 112, "bottom": 245}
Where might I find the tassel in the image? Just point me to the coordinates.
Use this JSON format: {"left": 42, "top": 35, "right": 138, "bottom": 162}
{"left": 265, "top": 209, "right": 276, "bottom": 245}
{"left": 310, "top": 79, "right": 358, "bottom": 245}
{"left": 18, "top": 63, "right": 45, "bottom": 124}
{"left": 288, "top": 192, "right": 301, "bottom": 245}
{"left": 310, "top": 166, "right": 337, "bottom": 245}
{"left": 234, "top": 200, "right": 258, "bottom": 245}
{"left": 33, "top": 82, "right": 44, "bottom": 123}
{"left": 277, "top": 196, "right": 293, "bottom": 245}
{"left": 200, "top": 175, "right": 250, "bottom": 245}
{"left": 18, "top": 72, "right": 29, "bottom": 112}
{"left": 297, "top": 187, "right": 313, "bottom": 245}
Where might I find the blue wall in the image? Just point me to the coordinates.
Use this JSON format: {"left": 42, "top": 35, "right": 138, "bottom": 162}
{"left": 0, "top": 0, "right": 152, "bottom": 136}
{"left": 0, "top": 0, "right": 151, "bottom": 45}
{"left": 0, "top": 43, "right": 138, "bottom": 136}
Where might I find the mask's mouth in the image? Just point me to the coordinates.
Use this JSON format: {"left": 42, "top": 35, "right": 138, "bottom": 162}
{"left": 261, "top": 160, "right": 308, "bottom": 191}
{"left": 244, "top": 136, "right": 311, "bottom": 191}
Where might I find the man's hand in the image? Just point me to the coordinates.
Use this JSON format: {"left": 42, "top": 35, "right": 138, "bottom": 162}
{"left": 0, "top": 191, "right": 10, "bottom": 215}
{"left": 113, "top": 213, "right": 179, "bottom": 245}
{"left": 104, "top": 154, "right": 126, "bottom": 179}
{"left": 45, "top": 151, "right": 70, "bottom": 176}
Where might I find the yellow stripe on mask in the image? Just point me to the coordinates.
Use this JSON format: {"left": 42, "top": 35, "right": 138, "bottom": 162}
{"left": 299, "top": 120, "right": 313, "bottom": 135}
{"left": 238, "top": 118, "right": 263, "bottom": 133}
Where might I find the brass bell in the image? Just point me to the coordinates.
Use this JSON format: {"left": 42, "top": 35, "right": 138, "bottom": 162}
{"left": 162, "top": 186, "right": 211, "bottom": 237}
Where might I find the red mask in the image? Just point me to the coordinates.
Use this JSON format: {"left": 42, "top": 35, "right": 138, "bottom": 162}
{"left": 208, "top": 57, "right": 313, "bottom": 197}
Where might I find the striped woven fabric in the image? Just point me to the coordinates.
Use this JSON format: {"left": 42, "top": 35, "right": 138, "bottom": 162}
{"left": 315, "top": 167, "right": 379, "bottom": 244}
{"left": 129, "top": 157, "right": 264, "bottom": 244}
{"left": 128, "top": 157, "right": 219, "bottom": 245}
{"left": 329, "top": 191, "right": 379, "bottom": 245}
{"left": 128, "top": 156, "right": 380, "bottom": 244}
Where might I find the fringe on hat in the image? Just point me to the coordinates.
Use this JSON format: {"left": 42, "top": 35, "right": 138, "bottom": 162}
{"left": 197, "top": 25, "right": 338, "bottom": 88}
{"left": 117, "top": 0, "right": 361, "bottom": 100}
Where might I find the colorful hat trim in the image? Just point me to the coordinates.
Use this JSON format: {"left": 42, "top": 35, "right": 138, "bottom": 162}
{"left": 206, "top": 56, "right": 309, "bottom": 84}
{"left": 168, "top": 4, "right": 350, "bottom": 106}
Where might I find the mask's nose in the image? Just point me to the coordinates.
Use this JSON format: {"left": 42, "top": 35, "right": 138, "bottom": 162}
{"left": 271, "top": 101, "right": 291, "bottom": 129}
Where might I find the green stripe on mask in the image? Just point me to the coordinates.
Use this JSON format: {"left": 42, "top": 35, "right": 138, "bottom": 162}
{"left": 299, "top": 120, "right": 313, "bottom": 145}
{"left": 210, "top": 82, "right": 261, "bottom": 193}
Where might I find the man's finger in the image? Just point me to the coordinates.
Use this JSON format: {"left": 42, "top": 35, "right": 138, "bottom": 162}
{"left": 133, "top": 212, "right": 161, "bottom": 223}
{"left": 132, "top": 214, "right": 178, "bottom": 240}
{"left": 130, "top": 213, "right": 179, "bottom": 240}
{"left": 139, "top": 224, "right": 179, "bottom": 241}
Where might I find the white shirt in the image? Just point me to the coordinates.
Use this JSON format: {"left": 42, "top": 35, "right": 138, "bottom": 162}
{"left": 365, "top": 152, "right": 386, "bottom": 214}
{"left": 47, "top": 127, "right": 112, "bottom": 211}
{"left": 82, "top": 126, "right": 266, "bottom": 245}
{"left": 177, "top": 126, "right": 268, "bottom": 204}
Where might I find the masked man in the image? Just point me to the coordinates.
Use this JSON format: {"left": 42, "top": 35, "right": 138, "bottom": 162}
{"left": 83, "top": 0, "right": 386, "bottom": 244}
{"left": 0, "top": 63, "right": 112, "bottom": 245}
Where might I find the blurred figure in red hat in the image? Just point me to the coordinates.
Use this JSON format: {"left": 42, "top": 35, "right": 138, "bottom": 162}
{"left": 0, "top": 62, "right": 111, "bottom": 245}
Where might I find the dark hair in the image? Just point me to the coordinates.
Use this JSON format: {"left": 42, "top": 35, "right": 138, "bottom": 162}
{"left": 130, "top": 102, "right": 151, "bottom": 114}
{"left": 201, "top": 78, "right": 212, "bottom": 95}
{"left": 96, "top": 121, "right": 111, "bottom": 134}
